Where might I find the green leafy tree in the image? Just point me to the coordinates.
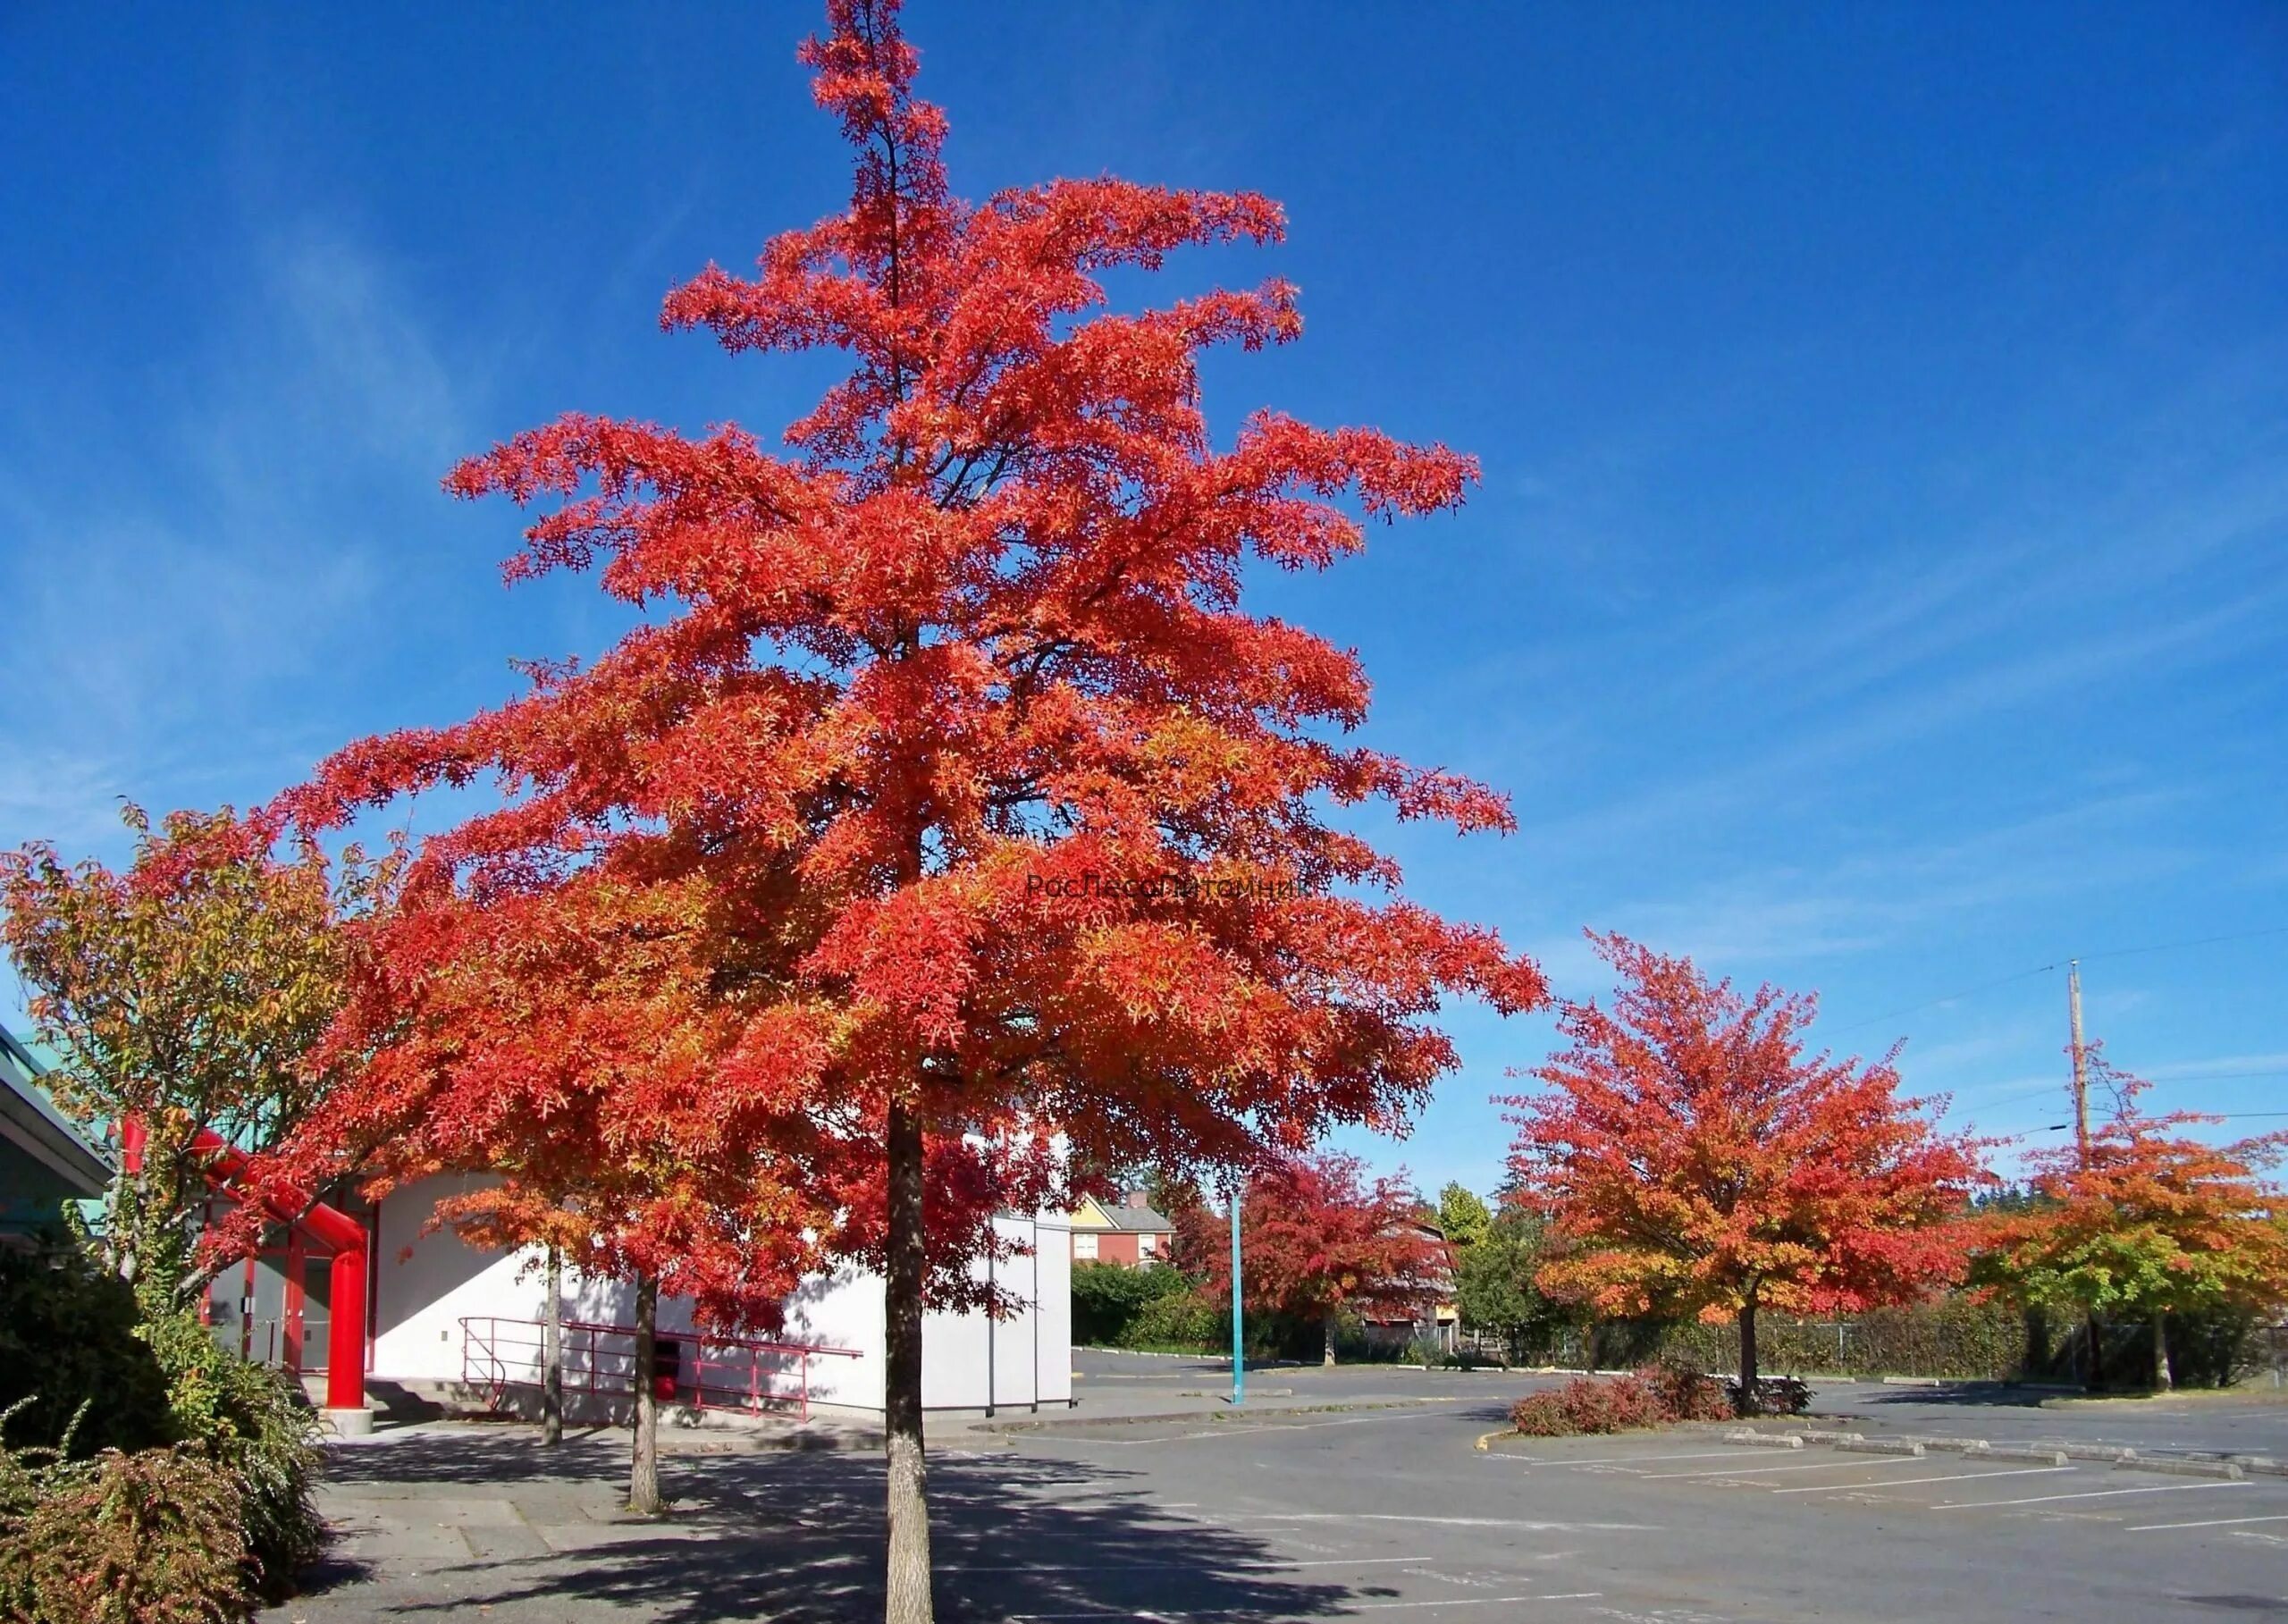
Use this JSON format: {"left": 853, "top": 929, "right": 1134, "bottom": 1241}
{"left": 0, "top": 804, "right": 392, "bottom": 1308}
{"left": 1454, "top": 1207, "right": 1572, "bottom": 1360}
{"left": 1437, "top": 1182, "right": 1493, "bottom": 1249}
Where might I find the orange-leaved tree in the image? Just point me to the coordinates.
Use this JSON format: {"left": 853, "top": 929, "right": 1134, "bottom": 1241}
{"left": 1502, "top": 934, "right": 1989, "bottom": 1409}
{"left": 219, "top": 873, "right": 850, "bottom": 1513}
{"left": 1181, "top": 1153, "right": 1448, "bottom": 1366}
{"left": 1974, "top": 1048, "right": 2288, "bottom": 1391}
{"left": 1, "top": 804, "right": 390, "bottom": 1311}
{"left": 265, "top": 2, "right": 1544, "bottom": 1614}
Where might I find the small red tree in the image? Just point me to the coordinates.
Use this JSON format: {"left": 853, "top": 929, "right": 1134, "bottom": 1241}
{"left": 1182, "top": 1154, "right": 1448, "bottom": 1365}
{"left": 1976, "top": 1049, "right": 2288, "bottom": 1391}
{"left": 211, "top": 872, "right": 845, "bottom": 1513}
{"left": 265, "top": 2, "right": 1542, "bottom": 1614}
{"left": 1502, "top": 934, "right": 1989, "bottom": 1409}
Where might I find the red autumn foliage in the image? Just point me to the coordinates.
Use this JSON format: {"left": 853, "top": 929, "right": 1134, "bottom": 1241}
{"left": 1502, "top": 934, "right": 1989, "bottom": 1408}
{"left": 1507, "top": 1366, "right": 1729, "bottom": 1436}
{"left": 1180, "top": 1153, "right": 1449, "bottom": 1363}
{"left": 253, "top": 1, "right": 1539, "bottom": 1611}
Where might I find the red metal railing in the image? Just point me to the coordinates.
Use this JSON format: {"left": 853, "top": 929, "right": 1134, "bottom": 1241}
{"left": 459, "top": 1316, "right": 860, "bottom": 1423}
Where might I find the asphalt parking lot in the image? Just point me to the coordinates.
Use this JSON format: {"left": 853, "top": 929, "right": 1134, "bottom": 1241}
{"left": 1005, "top": 1378, "right": 2288, "bottom": 1621}
{"left": 269, "top": 1357, "right": 2288, "bottom": 1622}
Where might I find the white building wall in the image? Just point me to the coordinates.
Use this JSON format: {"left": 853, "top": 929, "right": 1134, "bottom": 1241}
{"left": 368, "top": 1177, "right": 1071, "bottom": 1413}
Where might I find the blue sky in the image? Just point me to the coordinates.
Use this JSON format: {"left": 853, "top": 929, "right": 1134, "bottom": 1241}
{"left": 4, "top": 3, "right": 2284, "bottom": 1198}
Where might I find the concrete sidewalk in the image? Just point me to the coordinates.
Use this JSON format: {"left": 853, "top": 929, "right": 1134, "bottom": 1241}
{"left": 260, "top": 1418, "right": 1342, "bottom": 1624}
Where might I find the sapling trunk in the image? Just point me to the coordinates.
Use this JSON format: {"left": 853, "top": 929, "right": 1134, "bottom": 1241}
{"left": 627, "top": 1274, "right": 661, "bottom": 1515}
{"left": 2153, "top": 1311, "right": 2172, "bottom": 1393}
{"left": 884, "top": 1098, "right": 934, "bottom": 1624}
{"left": 543, "top": 1245, "right": 563, "bottom": 1446}
{"left": 1323, "top": 1309, "right": 1337, "bottom": 1368}
{"left": 1737, "top": 1298, "right": 1761, "bottom": 1417}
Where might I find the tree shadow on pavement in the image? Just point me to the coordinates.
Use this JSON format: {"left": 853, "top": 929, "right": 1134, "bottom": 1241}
{"left": 1845, "top": 1384, "right": 2052, "bottom": 1409}
{"left": 297, "top": 1431, "right": 1358, "bottom": 1623}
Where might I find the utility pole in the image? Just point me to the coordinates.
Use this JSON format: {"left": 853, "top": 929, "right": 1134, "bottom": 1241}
{"left": 1230, "top": 1181, "right": 1246, "bottom": 1407}
{"left": 2068, "top": 958, "right": 2090, "bottom": 1170}
{"left": 2068, "top": 958, "right": 2097, "bottom": 1388}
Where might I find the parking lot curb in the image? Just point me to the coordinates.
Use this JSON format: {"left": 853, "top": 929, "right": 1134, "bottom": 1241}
{"left": 2118, "top": 1456, "right": 2243, "bottom": 1479}
{"left": 1726, "top": 1430, "right": 1804, "bottom": 1449}
{"left": 1475, "top": 1428, "right": 1511, "bottom": 1452}
{"left": 1973, "top": 1444, "right": 2070, "bottom": 1465}
{"left": 1797, "top": 1428, "right": 1864, "bottom": 1444}
{"left": 2043, "top": 1443, "right": 2137, "bottom": 1463}
{"left": 1836, "top": 1438, "right": 1925, "bottom": 1456}
{"left": 1900, "top": 1436, "right": 1986, "bottom": 1452}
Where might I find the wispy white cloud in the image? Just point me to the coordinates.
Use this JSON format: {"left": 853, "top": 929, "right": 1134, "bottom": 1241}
{"left": 0, "top": 219, "right": 466, "bottom": 854}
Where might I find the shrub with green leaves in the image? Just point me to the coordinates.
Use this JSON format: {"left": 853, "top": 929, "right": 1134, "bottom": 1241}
{"left": 1069, "top": 1260, "right": 1191, "bottom": 1346}
{"left": 0, "top": 1245, "right": 174, "bottom": 1457}
{"left": 1125, "top": 1287, "right": 1228, "bottom": 1350}
{"left": 0, "top": 1243, "right": 324, "bottom": 1610}
{"left": 139, "top": 1311, "right": 322, "bottom": 1594}
{"left": 0, "top": 1443, "right": 255, "bottom": 1624}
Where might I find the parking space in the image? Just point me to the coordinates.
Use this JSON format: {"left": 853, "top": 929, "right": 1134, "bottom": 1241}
{"left": 1484, "top": 1428, "right": 2288, "bottom": 1546}
{"left": 1005, "top": 1390, "right": 2288, "bottom": 1620}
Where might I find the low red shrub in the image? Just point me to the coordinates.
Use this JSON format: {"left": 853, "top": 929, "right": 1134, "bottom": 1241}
{"left": 1508, "top": 1374, "right": 1665, "bottom": 1436}
{"left": 1638, "top": 1362, "right": 1730, "bottom": 1422}
{"left": 1506, "top": 1364, "right": 1734, "bottom": 1437}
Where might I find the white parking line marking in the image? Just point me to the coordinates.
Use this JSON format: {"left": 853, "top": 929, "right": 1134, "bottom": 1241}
{"left": 2128, "top": 1513, "right": 2288, "bottom": 1532}
{"left": 1351, "top": 1598, "right": 1603, "bottom": 1611}
{"left": 1224, "top": 1513, "right": 1655, "bottom": 1531}
{"left": 1935, "top": 1481, "right": 2252, "bottom": 1510}
{"left": 944, "top": 1555, "right": 1439, "bottom": 1572}
{"left": 1508, "top": 1450, "right": 1750, "bottom": 1468}
{"left": 1771, "top": 1465, "right": 2073, "bottom": 1494}
{"left": 1638, "top": 1456, "right": 1930, "bottom": 1482}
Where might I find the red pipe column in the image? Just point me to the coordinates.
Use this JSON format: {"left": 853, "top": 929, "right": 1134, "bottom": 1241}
{"left": 326, "top": 1246, "right": 367, "bottom": 1412}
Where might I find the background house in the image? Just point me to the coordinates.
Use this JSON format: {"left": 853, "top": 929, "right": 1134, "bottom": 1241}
{"left": 1357, "top": 1216, "right": 1459, "bottom": 1353}
{"left": 1068, "top": 1189, "right": 1174, "bottom": 1266}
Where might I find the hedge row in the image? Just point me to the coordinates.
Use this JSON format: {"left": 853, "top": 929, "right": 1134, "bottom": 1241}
{"left": 1489, "top": 1300, "right": 2274, "bottom": 1387}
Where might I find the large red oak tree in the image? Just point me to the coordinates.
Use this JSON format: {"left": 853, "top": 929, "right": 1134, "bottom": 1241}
{"left": 1503, "top": 934, "right": 1988, "bottom": 1409}
{"left": 1181, "top": 1152, "right": 1448, "bottom": 1365}
{"left": 264, "top": 2, "right": 1543, "bottom": 1616}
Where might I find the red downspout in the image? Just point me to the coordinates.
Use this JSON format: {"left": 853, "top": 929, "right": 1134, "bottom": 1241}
{"left": 167, "top": 1126, "right": 369, "bottom": 1412}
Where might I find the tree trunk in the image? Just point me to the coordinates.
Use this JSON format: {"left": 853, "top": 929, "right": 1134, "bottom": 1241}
{"left": 627, "top": 1274, "right": 661, "bottom": 1515}
{"left": 543, "top": 1246, "right": 564, "bottom": 1446}
{"left": 2086, "top": 1311, "right": 2102, "bottom": 1390}
{"left": 1737, "top": 1299, "right": 1761, "bottom": 1417}
{"left": 1323, "top": 1309, "right": 1337, "bottom": 1367}
{"left": 884, "top": 1098, "right": 934, "bottom": 1624}
{"left": 1585, "top": 1319, "right": 1599, "bottom": 1374}
{"left": 2153, "top": 1312, "right": 2172, "bottom": 1393}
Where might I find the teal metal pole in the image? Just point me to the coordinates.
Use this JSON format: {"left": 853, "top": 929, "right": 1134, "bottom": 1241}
{"left": 1230, "top": 1182, "right": 1245, "bottom": 1406}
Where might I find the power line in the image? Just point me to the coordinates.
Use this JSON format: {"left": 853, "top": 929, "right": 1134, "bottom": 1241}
{"left": 1830, "top": 924, "right": 2288, "bottom": 1036}
{"left": 1830, "top": 963, "right": 2058, "bottom": 1034}
{"left": 2076, "top": 924, "right": 2288, "bottom": 963}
